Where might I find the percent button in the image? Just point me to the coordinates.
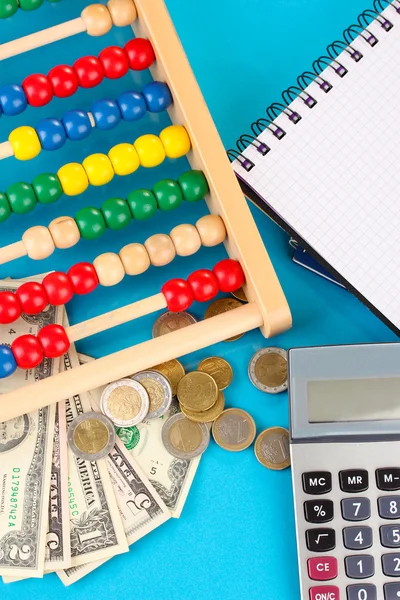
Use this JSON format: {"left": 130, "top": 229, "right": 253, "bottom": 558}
{"left": 304, "top": 499, "right": 334, "bottom": 524}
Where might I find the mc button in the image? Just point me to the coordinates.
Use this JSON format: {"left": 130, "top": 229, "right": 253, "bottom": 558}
{"left": 303, "top": 472, "right": 332, "bottom": 495}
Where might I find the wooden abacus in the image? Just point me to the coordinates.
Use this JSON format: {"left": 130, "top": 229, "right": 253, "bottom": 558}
{"left": 0, "top": 0, "right": 292, "bottom": 423}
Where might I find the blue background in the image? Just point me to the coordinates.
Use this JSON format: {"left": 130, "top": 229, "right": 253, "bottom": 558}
{"left": 0, "top": 1, "right": 396, "bottom": 598}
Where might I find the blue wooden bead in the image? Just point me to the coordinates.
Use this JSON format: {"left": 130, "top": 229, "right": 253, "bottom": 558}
{"left": 0, "top": 84, "right": 28, "bottom": 116}
{"left": 117, "top": 91, "right": 147, "bottom": 121}
{"left": 142, "top": 81, "right": 173, "bottom": 113}
{"left": 92, "top": 99, "right": 121, "bottom": 130}
{"left": 0, "top": 345, "right": 17, "bottom": 379}
{"left": 37, "top": 118, "right": 67, "bottom": 151}
{"left": 62, "top": 110, "right": 92, "bottom": 141}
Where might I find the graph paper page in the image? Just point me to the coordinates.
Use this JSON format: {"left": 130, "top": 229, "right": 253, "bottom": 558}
{"left": 234, "top": 7, "right": 400, "bottom": 330}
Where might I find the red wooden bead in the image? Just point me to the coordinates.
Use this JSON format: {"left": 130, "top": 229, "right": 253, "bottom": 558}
{"left": 187, "top": 269, "right": 219, "bottom": 303}
{"left": 0, "top": 292, "right": 21, "bottom": 324}
{"left": 161, "top": 279, "right": 193, "bottom": 312}
{"left": 12, "top": 334, "right": 44, "bottom": 369}
{"left": 124, "top": 38, "right": 155, "bottom": 70}
{"left": 42, "top": 272, "right": 74, "bottom": 306}
{"left": 48, "top": 65, "right": 79, "bottom": 98}
{"left": 38, "top": 324, "right": 70, "bottom": 359}
{"left": 68, "top": 262, "right": 99, "bottom": 295}
{"left": 99, "top": 46, "right": 129, "bottom": 79}
{"left": 16, "top": 282, "right": 48, "bottom": 315}
{"left": 73, "top": 56, "right": 104, "bottom": 88}
{"left": 213, "top": 259, "right": 245, "bottom": 293}
{"left": 22, "top": 73, "right": 53, "bottom": 107}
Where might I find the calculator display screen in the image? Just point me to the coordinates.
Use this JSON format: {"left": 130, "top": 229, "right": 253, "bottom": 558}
{"left": 307, "top": 377, "right": 400, "bottom": 422}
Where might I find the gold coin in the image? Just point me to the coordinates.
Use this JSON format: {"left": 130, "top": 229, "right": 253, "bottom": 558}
{"left": 254, "top": 427, "right": 290, "bottom": 470}
{"left": 231, "top": 286, "right": 247, "bottom": 302}
{"left": 197, "top": 357, "right": 233, "bottom": 390}
{"left": 204, "top": 298, "right": 244, "bottom": 342}
{"left": 181, "top": 390, "right": 225, "bottom": 423}
{"left": 73, "top": 419, "right": 109, "bottom": 455}
{"left": 152, "top": 359, "right": 185, "bottom": 396}
{"left": 108, "top": 385, "right": 142, "bottom": 421}
{"left": 248, "top": 348, "right": 288, "bottom": 393}
{"left": 162, "top": 413, "right": 210, "bottom": 459}
{"left": 212, "top": 408, "right": 256, "bottom": 452}
{"left": 177, "top": 371, "right": 218, "bottom": 412}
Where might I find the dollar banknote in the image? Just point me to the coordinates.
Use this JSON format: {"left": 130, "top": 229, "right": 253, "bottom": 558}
{"left": 58, "top": 438, "right": 170, "bottom": 586}
{"left": 80, "top": 354, "right": 201, "bottom": 518}
{"left": 0, "top": 279, "right": 63, "bottom": 578}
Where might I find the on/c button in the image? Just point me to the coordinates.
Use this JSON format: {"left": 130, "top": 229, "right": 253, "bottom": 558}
{"left": 309, "top": 586, "right": 339, "bottom": 600}
{"left": 308, "top": 556, "right": 338, "bottom": 580}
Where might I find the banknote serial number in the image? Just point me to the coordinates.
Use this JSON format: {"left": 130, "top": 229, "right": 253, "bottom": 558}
{"left": 8, "top": 468, "right": 20, "bottom": 527}
{"left": 68, "top": 477, "right": 79, "bottom": 517}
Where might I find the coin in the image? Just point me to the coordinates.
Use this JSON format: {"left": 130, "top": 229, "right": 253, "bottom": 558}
{"left": 212, "top": 408, "right": 256, "bottom": 452}
{"left": 231, "top": 286, "right": 247, "bottom": 302}
{"left": 204, "top": 298, "right": 244, "bottom": 342}
{"left": 131, "top": 370, "right": 172, "bottom": 419}
{"left": 152, "top": 311, "right": 197, "bottom": 338}
{"left": 180, "top": 390, "right": 225, "bottom": 423}
{"left": 248, "top": 347, "right": 288, "bottom": 393}
{"left": 100, "top": 379, "right": 149, "bottom": 427}
{"left": 177, "top": 371, "right": 218, "bottom": 412}
{"left": 161, "top": 413, "right": 210, "bottom": 459}
{"left": 254, "top": 427, "right": 290, "bottom": 470}
{"left": 197, "top": 357, "right": 233, "bottom": 390}
{"left": 151, "top": 359, "right": 185, "bottom": 396}
{"left": 67, "top": 412, "right": 116, "bottom": 461}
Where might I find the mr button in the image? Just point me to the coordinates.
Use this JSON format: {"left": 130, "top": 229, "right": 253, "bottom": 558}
{"left": 339, "top": 469, "right": 368, "bottom": 493}
{"left": 303, "top": 472, "right": 332, "bottom": 495}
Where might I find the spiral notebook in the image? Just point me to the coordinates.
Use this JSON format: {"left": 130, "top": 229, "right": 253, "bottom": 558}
{"left": 230, "top": 0, "right": 400, "bottom": 334}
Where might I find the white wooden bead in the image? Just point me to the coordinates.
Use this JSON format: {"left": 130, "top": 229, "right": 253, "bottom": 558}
{"left": 107, "top": 0, "right": 137, "bottom": 26}
{"left": 49, "top": 216, "right": 81, "bottom": 249}
{"left": 119, "top": 243, "right": 150, "bottom": 275}
{"left": 22, "top": 226, "right": 55, "bottom": 260}
{"left": 170, "top": 223, "right": 201, "bottom": 256}
{"left": 196, "top": 214, "right": 226, "bottom": 246}
{"left": 81, "top": 4, "right": 113, "bottom": 36}
{"left": 93, "top": 252, "right": 125, "bottom": 286}
{"left": 144, "top": 234, "right": 176, "bottom": 267}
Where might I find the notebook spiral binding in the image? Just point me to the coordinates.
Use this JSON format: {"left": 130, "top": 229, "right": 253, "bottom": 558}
{"left": 227, "top": 0, "right": 400, "bottom": 172}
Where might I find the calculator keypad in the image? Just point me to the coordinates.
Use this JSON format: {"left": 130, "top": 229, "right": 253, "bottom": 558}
{"left": 341, "top": 497, "right": 371, "bottom": 521}
{"left": 304, "top": 499, "right": 334, "bottom": 523}
{"left": 382, "top": 554, "right": 400, "bottom": 577}
{"left": 308, "top": 556, "right": 338, "bottom": 580}
{"left": 303, "top": 471, "right": 332, "bottom": 495}
{"left": 380, "top": 525, "right": 400, "bottom": 548}
{"left": 347, "top": 584, "right": 377, "bottom": 600}
{"left": 384, "top": 582, "right": 400, "bottom": 599}
{"left": 378, "top": 497, "right": 400, "bottom": 519}
{"left": 343, "top": 526, "right": 373, "bottom": 550}
{"left": 339, "top": 469, "right": 369, "bottom": 493}
{"left": 306, "top": 528, "right": 336, "bottom": 552}
{"left": 345, "top": 555, "right": 375, "bottom": 579}
{"left": 376, "top": 469, "right": 400, "bottom": 492}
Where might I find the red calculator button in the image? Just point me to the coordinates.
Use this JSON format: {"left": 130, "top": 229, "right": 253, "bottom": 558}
{"left": 308, "top": 557, "right": 338, "bottom": 580}
{"left": 309, "top": 586, "right": 339, "bottom": 600}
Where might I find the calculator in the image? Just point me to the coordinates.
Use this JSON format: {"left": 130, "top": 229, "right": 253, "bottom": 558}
{"left": 289, "top": 343, "right": 400, "bottom": 600}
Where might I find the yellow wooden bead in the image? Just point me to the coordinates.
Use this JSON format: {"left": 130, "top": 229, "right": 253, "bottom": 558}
{"left": 144, "top": 233, "right": 176, "bottom": 267}
{"left": 108, "top": 143, "right": 140, "bottom": 176}
{"left": 9, "top": 126, "right": 41, "bottom": 161}
{"left": 57, "top": 163, "right": 89, "bottom": 196}
{"left": 159, "top": 125, "right": 191, "bottom": 159}
{"left": 170, "top": 223, "right": 201, "bottom": 256}
{"left": 107, "top": 0, "right": 137, "bottom": 26}
{"left": 93, "top": 252, "right": 125, "bottom": 286}
{"left": 119, "top": 243, "right": 150, "bottom": 275}
{"left": 22, "top": 226, "right": 55, "bottom": 260}
{"left": 81, "top": 4, "right": 113, "bottom": 36}
{"left": 82, "top": 153, "right": 115, "bottom": 186}
{"left": 49, "top": 216, "right": 81, "bottom": 249}
{"left": 134, "top": 134, "right": 165, "bottom": 168}
{"left": 196, "top": 214, "right": 226, "bottom": 246}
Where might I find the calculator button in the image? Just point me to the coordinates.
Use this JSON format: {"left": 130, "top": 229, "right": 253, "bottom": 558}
{"left": 339, "top": 470, "right": 369, "bottom": 493}
{"left": 382, "top": 553, "right": 400, "bottom": 577}
{"left": 347, "top": 584, "right": 376, "bottom": 600}
{"left": 384, "top": 582, "right": 400, "bottom": 599}
{"left": 304, "top": 500, "right": 334, "bottom": 524}
{"left": 344, "top": 555, "right": 374, "bottom": 579}
{"left": 376, "top": 468, "right": 400, "bottom": 491}
{"left": 381, "top": 525, "right": 400, "bottom": 548}
{"left": 303, "top": 472, "right": 332, "bottom": 495}
{"left": 306, "top": 528, "right": 336, "bottom": 552}
{"left": 308, "top": 556, "right": 337, "bottom": 580}
{"left": 343, "top": 526, "right": 373, "bottom": 550}
{"left": 341, "top": 498, "right": 371, "bottom": 521}
{"left": 378, "top": 496, "right": 400, "bottom": 519}
{"left": 310, "top": 586, "right": 339, "bottom": 600}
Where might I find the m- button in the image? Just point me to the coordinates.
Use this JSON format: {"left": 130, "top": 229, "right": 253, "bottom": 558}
{"left": 303, "top": 472, "right": 332, "bottom": 495}
{"left": 376, "top": 468, "right": 400, "bottom": 491}
{"left": 339, "top": 469, "right": 368, "bottom": 493}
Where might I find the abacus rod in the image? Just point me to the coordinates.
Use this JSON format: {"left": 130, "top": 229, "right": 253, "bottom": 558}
{"left": 0, "top": 241, "right": 26, "bottom": 265}
{"left": 0, "top": 142, "right": 13, "bottom": 160}
{"left": 0, "top": 19, "right": 86, "bottom": 62}
{"left": 0, "top": 303, "right": 263, "bottom": 422}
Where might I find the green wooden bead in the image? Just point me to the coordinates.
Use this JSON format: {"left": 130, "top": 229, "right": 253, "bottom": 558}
{"left": 127, "top": 189, "right": 157, "bottom": 220}
{"left": 0, "top": 0, "right": 19, "bottom": 18}
{"left": 75, "top": 207, "right": 106, "bottom": 240}
{"left": 0, "top": 193, "right": 11, "bottom": 222}
{"left": 6, "top": 182, "right": 37, "bottom": 215}
{"left": 19, "top": 0, "right": 44, "bottom": 10}
{"left": 32, "top": 173, "right": 63, "bottom": 205}
{"left": 101, "top": 198, "right": 131, "bottom": 230}
{"left": 153, "top": 179, "right": 183, "bottom": 212}
{"left": 178, "top": 170, "right": 209, "bottom": 202}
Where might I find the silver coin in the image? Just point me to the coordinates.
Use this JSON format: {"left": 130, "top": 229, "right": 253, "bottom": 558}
{"left": 248, "top": 347, "right": 288, "bottom": 394}
{"left": 161, "top": 413, "right": 210, "bottom": 459}
{"left": 152, "top": 311, "right": 197, "bottom": 338}
{"left": 100, "top": 379, "right": 149, "bottom": 427}
{"left": 67, "top": 412, "right": 116, "bottom": 462}
{"left": 131, "top": 370, "right": 172, "bottom": 419}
